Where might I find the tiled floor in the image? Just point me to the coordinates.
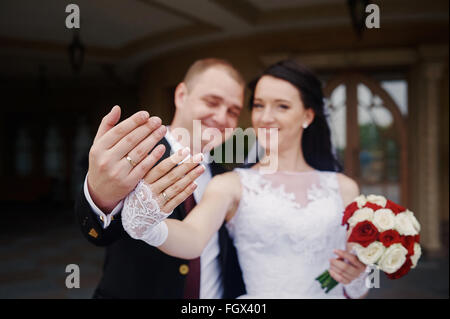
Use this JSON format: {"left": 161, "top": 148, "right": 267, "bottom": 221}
{"left": 0, "top": 207, "right": 448, "bottom": 299}
{"left": 0, "top": 208, "right": 103, "bottom": 299}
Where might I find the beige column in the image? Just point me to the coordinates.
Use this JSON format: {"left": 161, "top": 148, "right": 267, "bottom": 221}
{"left": 418, "top": 62, "right": 444, "bottom": 252}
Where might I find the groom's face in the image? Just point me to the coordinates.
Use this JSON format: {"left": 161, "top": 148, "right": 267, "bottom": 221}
{"left": 176, "top": 66, "right": 244, "bottom": 151}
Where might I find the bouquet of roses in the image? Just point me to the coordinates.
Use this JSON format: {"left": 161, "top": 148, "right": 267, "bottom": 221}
{"left": 316, "top": 194, "right": 422, "bottom": 293}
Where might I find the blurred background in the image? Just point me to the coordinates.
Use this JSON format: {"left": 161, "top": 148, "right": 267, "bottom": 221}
{"left": 0, "top": 0, "right": 448, "bottom": 299}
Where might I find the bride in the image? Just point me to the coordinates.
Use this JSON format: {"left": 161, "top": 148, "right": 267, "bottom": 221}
{"left": 122, "top": 60, "right": 369, "bottom": 299}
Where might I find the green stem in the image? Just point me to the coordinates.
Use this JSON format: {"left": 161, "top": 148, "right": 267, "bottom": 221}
{"left": 322, "top": 275, "right": 333, "bottom": 288}
{"left": 316, "top": 270, "right": 340, "bottom": 293}
{"left": 325, "top": 278, "right": 339, "bottom": 293}
{"left": 315, "top": 270, "right": 330, "bottom": 283}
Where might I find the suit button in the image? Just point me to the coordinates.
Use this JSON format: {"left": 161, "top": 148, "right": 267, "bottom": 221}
{"left": 88, "top": 228, "right": 98, "bottom": 238}
{"left": 179, "top": 264, "right": 189, "bottom": 275}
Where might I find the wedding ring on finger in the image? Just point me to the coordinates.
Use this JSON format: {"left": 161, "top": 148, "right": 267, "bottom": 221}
{"left": 126, "top": 155, "right": 137, "bottom": 168}
{"left": 161, "top": 191, "right": 169, "bottom": 204}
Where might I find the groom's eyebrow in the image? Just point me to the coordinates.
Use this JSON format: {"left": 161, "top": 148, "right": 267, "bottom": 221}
{"left": 204, "top": 94, "right": 242, "bottom": 110}
{"left": 202, "top": 94, "right": 222, "bottom": 103}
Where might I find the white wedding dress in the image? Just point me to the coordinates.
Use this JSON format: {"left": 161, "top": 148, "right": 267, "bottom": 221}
{"left": 226, "top": 168, "right": 368, "bottom": 299}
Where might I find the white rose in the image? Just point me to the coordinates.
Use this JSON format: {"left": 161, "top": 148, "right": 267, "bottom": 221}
{"left": 378, "top": 243, "right": 408, "bottom": 274}
{"left": 410, "top": 243, "right": 422, "bottom": 269}
{"left": 354, "top": 241, "right": 386, "bottom": 265}
{"left": 372, "top": 209, "right": 396, "bottom": 232}
{"left": 354, "top": 194, "right": 367, "bottom": 208}
{"left": 348, "top": 207, "right": 374, "bottom": 227}
{"left": 405, "top": 210, "right": 421, "bottom": 233}
{"left": 395, "top": 212, "right": 418, "bottom": 236}
{"left": 366, "top": 194, "right": 387, "bottom": 208}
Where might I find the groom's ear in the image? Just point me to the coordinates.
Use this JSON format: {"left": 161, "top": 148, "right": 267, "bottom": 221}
{"left": 174, "top": 82, "right": 188, "bottom": 110}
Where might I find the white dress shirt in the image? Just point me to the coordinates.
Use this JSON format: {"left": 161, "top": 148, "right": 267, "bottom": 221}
{"left": 83, "top": 127, "right": 223, "bottom": 298}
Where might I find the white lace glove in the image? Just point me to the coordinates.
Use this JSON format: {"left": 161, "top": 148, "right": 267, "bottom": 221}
{"left": 343, "top": 266, "right": 370, "bottom": 298}
{"left": 122, "top": 180, "right": 172, "bottom": 246}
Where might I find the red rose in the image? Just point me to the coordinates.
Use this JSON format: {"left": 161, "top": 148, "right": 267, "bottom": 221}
{"left": 386, "top": 258, "right": 412, "bottom": 280}
{"left": 379, "top": 230, "right": 402, "bottom": 247}
{"left": 348, "top": 221, "right": 379, "bottom": 247}
{"left": 342, "top": 201, "right": 358, "bottom": 226}
{"left": 385, "top": 200, "right": 406, "bottom": 215}
{"left": 364, "top": 202, "right": 383, "bottom": 211}
{"left": 402, "top": 236, "right": 416, "bottom": 257}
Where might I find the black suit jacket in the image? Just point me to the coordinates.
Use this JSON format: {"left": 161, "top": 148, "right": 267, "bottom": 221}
{"left": 74, "top": 137, "right": 246, "bottom": 299}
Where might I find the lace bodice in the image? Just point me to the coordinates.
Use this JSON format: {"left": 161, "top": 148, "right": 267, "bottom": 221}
{"left": 226, "top": 168, "right": 368, "bottom": 299}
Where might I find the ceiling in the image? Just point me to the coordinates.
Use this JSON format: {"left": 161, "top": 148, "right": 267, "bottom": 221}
{"left": 0, "top": 0, "right": 448, "bottom": 81}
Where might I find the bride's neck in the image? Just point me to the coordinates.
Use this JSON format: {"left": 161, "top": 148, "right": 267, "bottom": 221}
{"left": 262, "top": 143, "right": 313, "bottom": 172}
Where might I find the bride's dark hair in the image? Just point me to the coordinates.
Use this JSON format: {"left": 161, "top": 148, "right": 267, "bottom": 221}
{"left": 249, "top": 59, "right": 342, "bottom": 172}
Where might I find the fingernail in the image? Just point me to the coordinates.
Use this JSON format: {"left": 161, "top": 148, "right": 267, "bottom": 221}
{"left": 196, "top": 164, "right": 205, "bottom": 172}
{"left": 191, "top": 182, "right": 198, "bottom": 189}
{"left": 141, "top": 111, "right": 149, "bottom": 120}
{"left": 150, "top": 116, "right": 160, "bottom": 126}
{"left": 192, "top": 153, "right": 204, "bottom": 163}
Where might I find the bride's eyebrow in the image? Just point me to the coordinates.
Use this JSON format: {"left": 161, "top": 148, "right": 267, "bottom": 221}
{"left": 274, "top": 99, "right": 291, "bottom": 104}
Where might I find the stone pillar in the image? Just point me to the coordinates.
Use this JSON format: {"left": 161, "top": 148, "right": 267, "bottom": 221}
{"left": 418, "top": 62, "right": 444, "bottom": 252}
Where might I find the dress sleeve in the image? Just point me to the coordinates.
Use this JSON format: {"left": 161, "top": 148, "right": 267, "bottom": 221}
{"left": 343, "top": 266, "right": 370, "bottom": 298}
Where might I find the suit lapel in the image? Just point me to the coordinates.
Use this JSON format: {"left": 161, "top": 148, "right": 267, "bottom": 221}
{"left": 154, "top": 137, "right": 173, "bottom": 166}
{"left": 209, "top": 161, "right": 228, "bottom": 177}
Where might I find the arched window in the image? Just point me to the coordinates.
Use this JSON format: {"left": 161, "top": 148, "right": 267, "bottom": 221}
{"left": 324, "top": 73, "right": 408, "bottom": 205}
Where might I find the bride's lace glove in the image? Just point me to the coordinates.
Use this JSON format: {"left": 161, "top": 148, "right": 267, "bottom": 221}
{"left": 122, "top": 180, "right": 172, "bottom": 246}
{"left": 121, "top": 147, "right": 205, "bottom": 246}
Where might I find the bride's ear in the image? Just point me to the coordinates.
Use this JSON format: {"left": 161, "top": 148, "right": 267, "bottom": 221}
{"left": 304, "top": 108, "right": 315, "bottom": 127}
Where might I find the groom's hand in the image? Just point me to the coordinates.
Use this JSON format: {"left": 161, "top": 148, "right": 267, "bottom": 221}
{"left": 87, "top": 105, "right": 167, "bottom": 213}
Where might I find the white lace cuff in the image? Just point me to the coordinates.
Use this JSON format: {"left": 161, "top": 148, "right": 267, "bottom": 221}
{"left": 122, "top": 180, "right": 172, "bottom": 245}
{"left": 140, "top": 221, "right": 168, "bottom": 247}
{"left": 343, "top": 267, "right": 370, "bottom": 299}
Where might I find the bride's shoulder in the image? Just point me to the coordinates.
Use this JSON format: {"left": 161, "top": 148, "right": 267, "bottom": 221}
{"left": 335, "top": 173, "right": 360, "bottom": 206}
{"left": 208, "top": 171, "right": 242, "bottom": 196}
{"left": 212, "top": 171, "right": 241, "bottom": 184}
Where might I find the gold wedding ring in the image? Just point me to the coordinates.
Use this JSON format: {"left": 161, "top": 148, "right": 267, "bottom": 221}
{"left": 126, "top": 155, "right": 137, "bottom": 167}
{"left": 162, "top": 191, "right": 168, "bottom": 204}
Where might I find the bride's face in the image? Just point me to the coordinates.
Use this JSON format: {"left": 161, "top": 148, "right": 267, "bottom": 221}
{"left": 251, "top": 75, "right": 314, "bottom": 152}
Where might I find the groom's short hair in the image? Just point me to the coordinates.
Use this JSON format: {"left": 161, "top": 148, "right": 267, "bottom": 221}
{"left": 183, "top": 58, "right": 245, "bottom": 91}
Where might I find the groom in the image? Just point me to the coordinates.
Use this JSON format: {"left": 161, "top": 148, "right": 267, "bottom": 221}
{"left": 75, "top": 58, "right": 246, "bottom": 298}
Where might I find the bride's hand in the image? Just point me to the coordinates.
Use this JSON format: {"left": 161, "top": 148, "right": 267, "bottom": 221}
{"left": 121, "top": 147, "right": 205, "bottom": 242}
{"left": 141, "top": 147, "right": 205, "bottom": 213}
{"left": 328, "top": 249, "right": 366, "bottom": 285}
